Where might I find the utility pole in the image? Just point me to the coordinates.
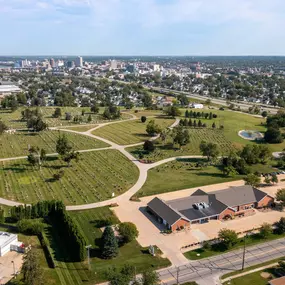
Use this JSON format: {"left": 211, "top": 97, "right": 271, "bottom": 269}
{"left": 86, "top": 245, "right": 92, "bottom": 271}
{"left": 241, "top": 234, "right": 247, "bottom": 270}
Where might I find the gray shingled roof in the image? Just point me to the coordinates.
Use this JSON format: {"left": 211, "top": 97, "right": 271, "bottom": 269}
{"left": 211, "top": 185, "right": 268, "bottom": 208}
{"left": 147, "top": 197, "right": 183, "bottom": 225}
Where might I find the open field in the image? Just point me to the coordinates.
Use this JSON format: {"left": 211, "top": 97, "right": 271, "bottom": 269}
{"left": 127, "top": 128, "right": 234, "bottom": 162}
{"left": 92, "top": 116, "right": 175, "bottom": 145}
{"left": 0, "top": 107, "right": 132, "bottom": 129}
{"left": 137, "top": 158, "right": 274, "bottom": 197}
{"left": 58, "top": 124, "right": 98, "bottom": 132}
{"left": 0, "top": 130, "right": 108, "bottom": 158}
{"left": 0, "top": 150, "right": 139, "bottom": 205}
{"left": 68, "top": 207, "right": 170, "bottom": 283}
{"left": 124, "top": 109, "right": 164, "bottom": 118}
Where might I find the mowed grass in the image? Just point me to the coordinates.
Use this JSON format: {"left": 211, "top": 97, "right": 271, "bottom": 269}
{"left": 0, "top": 130, "right": 108, "bottom": 158}
{"left": 68, "top": 207, "right": 171, "bottom": 283}
{"left": 92, "top": 117, "right": 175, "bottom": 145}
{"left": 137, "top": 158, "right": 242, "bottom": 197}
{"left": 59, "top": 125, "right": 98, "bottom": 132}
{"left": 127, "top": 128, "right": 234, "bottom": 162}
{"left": 0, "top": 150, "right": 139, "bottom": 205}
{"left": 0, "top": 107, "right": 132, "bottom": 129}
{"left": 125, "top": 109, "right": 164, "bottom": 118}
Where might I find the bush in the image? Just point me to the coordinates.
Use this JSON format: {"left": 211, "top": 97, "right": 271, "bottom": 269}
{"left": 259, "top": 223, "right": 272, "bottom": 238}
{"left": 143, "top": 140, "right": 155, "bottom": 152}
{"left": 38, "top": 231, "right": 56, "bottom": 268}
{"left": 118, "top": 222, "right": 139, "bottom": 243}
{"left": 17, "top": 219, "right": 45, "bottom": 235}
{"left": 218, "top": 228, "right": 238, "bottom": 249}
{"left": 141, "top": 116, "right": 147, "bottom": 123}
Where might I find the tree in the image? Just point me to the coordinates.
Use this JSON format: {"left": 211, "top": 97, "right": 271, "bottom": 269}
{"left": 264, "top": 176, "right": 272, "bottom": 185}
{"left": 271, "top": 174, "right": 279, "bottom": 184}
{"left": 91, "top": 104, "right": 99, "bottom": 114}
{"left": 209, "top": 112, "right": 213, "bottom": 120}
{"left": 107, "top": 264, "right": 135, "bottom": 285}
{"left": 243, "top": 173, "right": 261, "bottom": 187}
{"left": 212, "top": 122, "right": 216, "bottom": 129}
{"left": 143, "top": 140, "right": 155, "bottom": 152}
{"left": 101, "top": 226, "right": 118, "bottom": 259}
{"left": 199, "top": 141, "right": 219, "bottom": 161}
{"left": 118, "top": 222, "right": 139, "bottom": 243}
{"left": 27, "top": 116, "right": 48, "bottom": 132}
{"left": 0, "top": 208, "right": 5, "bottom": 224}
{"left": 0, "top": 120, "right": 8, "bottom": 135}
{"left": 172, "top": 127, "right": 190, "bottom": 148}
{"left": 21, "top": 249, "right": 43, "bottom": 285}
{"left": 63, "top": 151, "right": 80, "bottom": 167}
{"left": 140, "top": 269, "right": 160, "bottom": 285}
{"left": 141, "top": 116, "right": 147, "bottom": 123}
{"left": 53, "top": 108, "right": 62, "bottom": 118}
{"left": 146, "top": 120, "right": 162, "bottom": 136}
{"left": 53, "top": 170, "right": 64, "bottom": 181}
{"left": 27, "top": 146, "right": 46, "bottom": 169}
{"left": 276, "top": 188, "right": 285, "bottom": 207}
{"left": 185, "top": 110, "right": 189, "bottom": 118}
{"left": 261, "top": 111, "right": 268, "bottom": 118}
{"left": 198, "top": 120, "right": 202, "bottom": 128}
{"left": 223, "top": 165, "right": 238, "bottom": 177}
{"left": 165, "top": 106, "right": 181, "bottom": 117}
{"left": 56, "top": 134, "right": 72, "bottom": 156}
{"left": 218, "top": 229, "right": 238, "bottom": 249}
{"left": 81, "top": 110, "right": 85, "bottom": 116}
{"left": 276, "top": 217, "right": 285, "bottom": 234}
{"left": 87, "top": 114, "right": 92, "bottom": 123}
{"left": 103, "top": 105, "right": 121, "bottom": 120}
{"left": 65, "top": 112, "right": 72, "bottom": 120}
{"left": 264, "top": 127, "right": 283, "bottom": 143}
{"left": 160, "top": 129, "right": 169, "bottom": 145}
{"left": 142, "top": 93, "right": 153, "bottom": 108}
{"left": 259, "top": 223, "right": 272, "bottom": 238}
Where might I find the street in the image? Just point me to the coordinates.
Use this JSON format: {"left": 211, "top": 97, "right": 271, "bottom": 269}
{"left": 158, "top": 237, "right": 285, "bottom": 285}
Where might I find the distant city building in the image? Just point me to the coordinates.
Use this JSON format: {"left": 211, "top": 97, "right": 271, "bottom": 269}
{"left": 190, "top": 62, "right": 200, "bottom": 72}
{"left": 75, "top": 56, "right": 83, "bottom": 67}
{"left": 152, "top": 64, "right": 160, "bottom": 72}
{"left": 50, "top": 58, "right": 55, "bottom": 68}
{"left": 0, "top": 85, "right": 21, "bottom": 98}
{"left": 110, "top": 60, "right": 118, "bottom": 70}
{"left": 191, "top": 103, "right": 204, "bottom": 109}
{"left": 67, "top": 61, "right": 75, "bottom": 68}
{"left": 126, "top": 64, "right": 137, "bottom": 73}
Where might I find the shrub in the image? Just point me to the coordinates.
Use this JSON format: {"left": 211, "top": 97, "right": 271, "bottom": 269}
{"left": 141, "top": 116, "right": 147, "bottom": 123}
{"left": 38, "top": 231, "right": 56, "bottom": 268}
{"left": 17, "top": 219, "right": 45, "bottom": 235}
{"left": 118, "top": 222, "right": 139, "bottom": 243}
{"left": 259, "top": 223, "right": 272, "bottom": 238}
{"left": 143, "top": 140, "right": 155, "bottom": 152}
{"left": 218, "top": 228, "right": 238, "bottom": 249}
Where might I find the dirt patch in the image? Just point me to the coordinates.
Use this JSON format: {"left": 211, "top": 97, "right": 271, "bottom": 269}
{"left": 260, "top": 272, "right": 271, "bottom": 279}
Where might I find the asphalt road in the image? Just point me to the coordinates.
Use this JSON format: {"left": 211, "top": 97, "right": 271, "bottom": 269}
{"left": 158, "top": 237, "right": 285, "bottom": 285}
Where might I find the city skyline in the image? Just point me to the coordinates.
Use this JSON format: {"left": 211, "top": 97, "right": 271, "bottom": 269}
{"left": 0, "top": 0, "right": 285, "bottom": 56}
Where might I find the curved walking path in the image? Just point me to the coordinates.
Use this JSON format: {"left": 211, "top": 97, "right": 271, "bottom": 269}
{"left": 0, "top": 113, "right": 195, "bottom": 209}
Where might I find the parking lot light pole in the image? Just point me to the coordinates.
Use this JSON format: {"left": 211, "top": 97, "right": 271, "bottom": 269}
{"left": 241, "top": 234, "right": 247, "bottom": 271}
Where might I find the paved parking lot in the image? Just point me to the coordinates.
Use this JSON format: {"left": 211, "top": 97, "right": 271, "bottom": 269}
{"left": 0, "top": 251, "right": 23, "bottom": 284}
{"left": 113, "top": 177, "right": 285, "bottom": 266}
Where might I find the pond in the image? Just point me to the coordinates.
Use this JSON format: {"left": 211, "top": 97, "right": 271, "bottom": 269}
{"left": 238, "top": 130, "right": 264, "bottom": 141}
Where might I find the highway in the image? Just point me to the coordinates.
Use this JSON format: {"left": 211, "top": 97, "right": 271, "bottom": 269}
{"left": 158, "top": 237, "right": 285, "bottom": 285}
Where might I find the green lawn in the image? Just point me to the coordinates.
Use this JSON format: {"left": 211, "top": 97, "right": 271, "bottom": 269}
{"left": 127, "top": 128, "right": 234, "bottom": 162}
{"left": 0, "top": 107, "right": 132, "bottom": 129}
{"left": 47, "top": 207, "right": 170, "bottom": 284}
{"left": 0, "top": 150, "right": 139, "bottom": 205}
{"left": 137, "top": 158, "right": 274, "bottom": 198}
{"left": 0, "top": 130, "right": 108, "bottom": 158}
{"left": 92, "top": 116, "right": 175, "bottom": 145}
{"left": 137, "top": 158, "right": 242, "bottom": 197}
{"left": 125, "top": 109, "right": 164, "bottom": 118}
{"left": 184, "top": 233, "right": 285, "bottom": 260}
{"left": 59, "top": 125, "right": 98, "bottom": 132}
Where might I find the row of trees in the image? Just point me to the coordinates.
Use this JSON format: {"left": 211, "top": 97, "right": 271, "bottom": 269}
{"left": 21, "top": 108, "right": 48, "bottom": 132}
{"left": 185, "top": 110, "right": 217, "bottom": 119}
{"left": 179, "top": 118, "right": 218, "bottom": 129}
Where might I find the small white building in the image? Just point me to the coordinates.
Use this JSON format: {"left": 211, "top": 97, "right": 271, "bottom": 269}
{"left": 191, "top": 103, "right": 204, "bottom": 109}
{"left": 0, "top": 232, "right": 23, "bottom": 257}
{"left": 0, "top": 85, "right": 21, "bottom": 97}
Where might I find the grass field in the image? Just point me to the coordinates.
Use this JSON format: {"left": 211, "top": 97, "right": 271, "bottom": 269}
{"left": 137, "top": 158, "right": 274, "bottom": 197}
{"left": 127, "top": 128, "right": 234, "bottom": 162}
{"left": 68, "top": 207, "right": 171, "bottom": 283}
{"left": 59, "top": 125, "right": 98, "bottom": 132}
{"left": 0, "top": 130, "right": 108, "bottom": 158}
{"left": 0, "top": 107, "right": 132, "bottom": 129}
{"left": 92, "top": 116, "right": 175, "bottom": 145}
{"left": 125, "top": 109, "right": 164, "bottom": 118}
{"left": 0, "top": 150, "right": 139, "bottom": 205}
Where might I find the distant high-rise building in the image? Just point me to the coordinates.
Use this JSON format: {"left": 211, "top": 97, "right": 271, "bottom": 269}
{"left": 152, "top": 64, "right": 160, "bottom": 72}
{"left": 110, "top": 60, "right": 118, "bottom": 70}
{"left": 67, "top": 61, "right": 75, "bottom": 68}
{"left": 50, "top": 58, "right": 55, "bottom": 68}
{"left": 75, "top": 56, "right": 83, "bottom": 67}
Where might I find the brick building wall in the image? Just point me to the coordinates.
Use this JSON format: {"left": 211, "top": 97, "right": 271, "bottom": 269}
{"left": 171, "top": 219, "right": 190, "bottom": 231}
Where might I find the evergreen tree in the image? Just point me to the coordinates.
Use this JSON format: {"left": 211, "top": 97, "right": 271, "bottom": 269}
{"left": 188, "top": 119, "right": 193, "bottom": 127}
{"left": 198, "top": 120, "right": 202, "bottom": 128}
{"left": 189, "top": 110, "right": 193, "bottom": 118}
{"left": 183, "top": 119, "right": 188, "bottom": 126}
{"left": 56, "top": 134, "right": 72, "bottom": 156}
{"left": 193, "top": 120, "right": 197, "bottom": 128}
{"left": 209, "top": 112, "right": 213, "bottom": 119}
{"left": 212, "top": 122, "right": 216, "bottom": 129}
{"left": 101, "top": 226, "right": 119, "bottom": 259}
{"left": 193, "top": 111, "right": 197, "bottom": 118}
{"left": 185, "top": 110, "right": 189, "bottom": 118}
{"left": 87, "top": 114, "right": 92, "bottom": 123}
{"left": 205, "top": 113, "right": 209, "bottom": 119}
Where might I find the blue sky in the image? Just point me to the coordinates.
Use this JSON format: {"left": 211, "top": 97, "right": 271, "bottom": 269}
{"left": 0, "top": 0, "right": 284, "bottom": 56}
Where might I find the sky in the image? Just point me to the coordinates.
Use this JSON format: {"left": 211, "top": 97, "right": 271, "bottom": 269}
{"left": 0, "top": 0, "right": 284, "bottom": 56}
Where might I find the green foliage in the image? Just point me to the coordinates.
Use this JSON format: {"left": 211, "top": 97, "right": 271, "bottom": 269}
{"left": 223, "top": 165, "right": 238, "bottom": 177}
{"left": 261, "top": 111, "right": 268, "bottom": 118}
{"left": 259, "top": 223, "right": 272, "bottom": 238}
{"left": 264, "top": 127, "right": 283, "bottom": 143}
{"left": 239, "top": 145, "right": 271, "bottom": 165}
{"left": 146, "top": 120, "right": 162, "bottom": 136}
{"left": 53, "top": 108, "right": 62, "bottom": 118}
{"left": 27, "top": 116, "right": 48, "bottom": 132}
{"left": 118, "top": 222, "right": 139, "bottom": 243}
{"left": 63, "top": 151, "right": 80, "bottom": 167}
{"left": 199, "top": 141, "right": 219, "bottom": 161}
{"left": 56, "top": 134, "right": 72, "bottom": 156}
{"left": 53, "top": 170, "right": 65, "bottom": 180}
{"left": 172, "top": 126, "right": 190, "bottom": 148}
{"left": 103, "top": 105, "right": 121, "bottom": 120}
{"left": 141, "top": 116, "right": 147, "bottom": 123}
{"left": 218, "top": 228, "right": 238, "bottom": 249}
{"left": 165, "top": 106, "right": 181, "bottom": 117}
{"left": 38, "top": 231, "right": 57, "bottom": 268}
{"left": 243, "top": 173, "right": 261, "bottom": 187}
{"left": 17, "top": 219, "right": 45, "bottom": 235}
{"left": 143, "top": 140, "right": 155, "bottom": 152}
{"left": 276, "top": 188, "right": 285, "bottom": 207}
{"left": 21, "top": 249, "right": 44, "bottom": 285}
{"left": 0, "top": 120, "right": 8, "bottom": 134}
{"left": 101, "top": 226, "right": 119, "bottom": 259}
{"left": 276, "top": 217, "right": 285, "bottom": 234}
{"left": 0, "top": 208, "right": 5, "bottom": 224}
{"left": 107, "top": 264, "right": 136, "bottom": 285}
{"left": 91, "top": 104, "right": 100, "bottom": 114}
{"left": 140, "top": 269, "right": 160, "bottom": 285}
{"left": 271, "top": 174, "right": 279, "bottom": 184}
